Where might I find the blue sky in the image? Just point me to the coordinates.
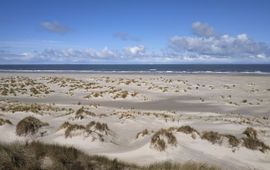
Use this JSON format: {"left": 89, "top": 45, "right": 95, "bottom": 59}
{"left": 1, "top": 0, "right": 270, "bottom": 64}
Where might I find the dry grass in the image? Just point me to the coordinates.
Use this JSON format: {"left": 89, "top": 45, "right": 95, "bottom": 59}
{"left": 0, "top": 142, "right": 219, "bottom": 170}
{"left": 0, "top": 102, "right": 73, "bottom": 115}
{"left": 145, "top": 161, "right": 219, "bottom": 170}
{"left": 0, "top": 118, "right": 12, "bottom": 126}
{"left": 223, "top": 134, "right": 240, "bottom": 147}
{"left": 243, "top": 127, "right": 257, "bottom": 139}
{"left": 0, "top": 88, "right": 8, "bottom": 96}
{"left": 119, "top": 113, "right": 135, "bottom": 119}
{"left": 60, "top": 121, "right": 110, "bottom": 140}
{"left": 169, "top": 125, "right": 241, "bottom": 147}
{"left": 114, "top": 90, "right": 129, "bottom": 99}
{"left": 136, "top": 129, "right": 149, "bottom": 139}
{"left": 131, "top": 91, "right": 139, "bottom": 96}
{"left": 75, "top": 107, "right": 96, "bottom": 119}
{"left": 176, "top": 125, "right": 199, "bottom": 134}
{"left": 0, "top": 76, "right": 52, "bottom": 97}
{"left": 16, "top": 116, "right": 49, "bottom": 136}
{"left": 0, "top": 142, "right": 137, "bottom": 170}
{"left": 59, "top": 121, "right": 86, "bottom": 138}
{"left": 201, "top": 131, "right": 240, "bottom": 147}
{"left": 45, "top": 76, "right": 101, "bottom": 92}
{"left": 151, "top": 129, "right": 177, "bottom": 151}
{"left": 242, "top": 127, "right": 269, "bottom": 152}
{"left": 65, "top": 124, "right": 85, "bottom": 138}
{"left": 30, "top": 87, "right": 40, "bottom": 95}
{"left": 200, "top": 127, "right": 269, "bottom": 151}
{"left": 86, "top": 121, "right": 110, "bottom": 133}
{"left": 59, "top": 121, "right": 71, "bottom": 129}
{"left": 201, "top": 131, "right": 221, "bottom": 144}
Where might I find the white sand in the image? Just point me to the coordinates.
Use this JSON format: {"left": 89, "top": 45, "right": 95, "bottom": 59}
{"left": 0, "top": 72, "right": 270, "bottom": 169}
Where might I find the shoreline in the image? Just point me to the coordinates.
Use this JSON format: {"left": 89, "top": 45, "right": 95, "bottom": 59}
{"left": 1, "top": 70, "right": 270, "bottom": 77}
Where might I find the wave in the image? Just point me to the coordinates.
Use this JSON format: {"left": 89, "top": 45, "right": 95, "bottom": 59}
{"left": 0, "top": 69, "right": 270, "bottom": 75}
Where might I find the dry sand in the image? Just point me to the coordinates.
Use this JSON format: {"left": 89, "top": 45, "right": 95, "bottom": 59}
{"left": 0, "top": 72, "right": 270, "bottom": 169}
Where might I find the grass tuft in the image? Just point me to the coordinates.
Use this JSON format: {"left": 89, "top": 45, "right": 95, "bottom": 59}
{"left": 75, "top": 107, "right": 96, "bottom": 119}
{"left": 136, "top": 129, "right": 149, "bottom": 139}
{"left": 151, "top": 129, "right": 177, "bottom": 151}
{"left": 201, "top": 131, "right": 221, "bottom": 144}
{"left": 223, "top": 134, "right": 240, "bottom": 147}
{"left": 243, "top": 127, "right": 257, "bottom": 139}
{"left": 177, "top": 125, "right": 199, "bottom": 134}
{"left": 0, "top": 118, "right": 12, "bottom": 126}
{"left": 16, "top": 116, "right": 49, "bottom": 136}
{"left": 242, "top": 127, "right": 269, "bottom": 152}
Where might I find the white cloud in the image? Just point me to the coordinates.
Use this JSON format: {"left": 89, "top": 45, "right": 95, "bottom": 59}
{"left": 97, "top": 47, "right": 117, "bottom": 58}
{"left": 170, "top": 22, "right": 270, "bottom": 61}
{"left": 124, "top": 45, "right": 145, "bottom": 56}
{"left": 1, "top": 22, "right": 270, "bottom": 64}
{"left": 30, "top": 48, "right": 118, "bottom": 63}
{"left": 40, "top": 21, "right": 69, "bottom": 34}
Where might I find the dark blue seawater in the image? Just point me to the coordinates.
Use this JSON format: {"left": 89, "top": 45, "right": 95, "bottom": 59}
{"left": 0, "top": 64, "right": 269, "bottom": 74}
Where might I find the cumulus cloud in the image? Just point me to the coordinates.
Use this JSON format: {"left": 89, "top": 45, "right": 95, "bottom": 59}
{"left": 0, "top": 46, "right": 149, "bottom": 64}
{"left": 124, "top": 45, "right": 145, "bottom": 56}
{"left": 1, "top": 22, "right": 270, "bottom": 64}
{"left": 113, "top": 32, "right": 139, "bottom": 41}
{"left": 40, "top": 21, "right": 69, "bottom": 34}
{"left": 27, "top": 47, "right": 118, "bottom": 63}
{"left": 0, "top": 44, "right": 165, "bottom": 64}
{"left": 170, "top": 22, "right": 270, "bottom": 62}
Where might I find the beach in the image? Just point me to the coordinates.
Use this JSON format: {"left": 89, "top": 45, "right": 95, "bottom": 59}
{"left": 0, "top": 72, "right": 270, "bottom": 169}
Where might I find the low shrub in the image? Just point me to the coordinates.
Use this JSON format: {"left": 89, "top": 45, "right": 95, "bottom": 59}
{"left": 16, "top": 116, "right": 49, "bottom": 136}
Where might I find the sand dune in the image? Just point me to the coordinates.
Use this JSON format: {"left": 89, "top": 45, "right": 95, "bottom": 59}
{"left": 0, "top": 72, "right": 270, "bottom": 169}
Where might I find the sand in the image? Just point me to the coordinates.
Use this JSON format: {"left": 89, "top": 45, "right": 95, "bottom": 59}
{"left": 0, "top": 72, "right": 269, "bottom": 169}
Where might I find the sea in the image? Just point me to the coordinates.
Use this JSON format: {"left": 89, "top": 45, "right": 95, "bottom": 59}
{"left": 0, "top": 64, "right": 270, "bottom": 75}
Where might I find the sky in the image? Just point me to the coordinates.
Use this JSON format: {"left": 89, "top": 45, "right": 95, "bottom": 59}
{"left": 1, "top": 0, "right": 270, "bottom": 64}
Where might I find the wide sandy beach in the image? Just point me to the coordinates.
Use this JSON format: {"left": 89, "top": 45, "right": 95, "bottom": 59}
{"left": 0, "top": 72, "right": 269, "bottom": 169}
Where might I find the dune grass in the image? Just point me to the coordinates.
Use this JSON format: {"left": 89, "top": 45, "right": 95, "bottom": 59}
{"left": 151, "top": 129, "right": 177, "bottom": 151}
{"left": 242, "top": 127, "right": 269, "bottom": 152}
{"left": 16, "top": 116, "right": 49, "bottom": 136}
{"left": 0, "top": 118, "right": 12, "bottom": 126}
{"left": 75, "top": 107, "right": 96, "bottom": 119}
{"left": 223, "top": 134, "right": 240, "bottom": 147}
{"left": 59, "top": 121, "right": 110, "bottom": 140}
{"left": 201, "top": 131, "right": 221, "bottom": 144}
{"left": 1, "top": 102, "right": 73, "bottom": 115}
{"left": 145, "top": 161, "right": 219, "bottom": 170}
{"left": 0, "top": 142, "right": 219, "bottom": 170}
{"left": 136, "top": 129, "right": 149, "bottom": 139}
{"left": 176, "top": 125, "right": 199, "bottom": 135}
